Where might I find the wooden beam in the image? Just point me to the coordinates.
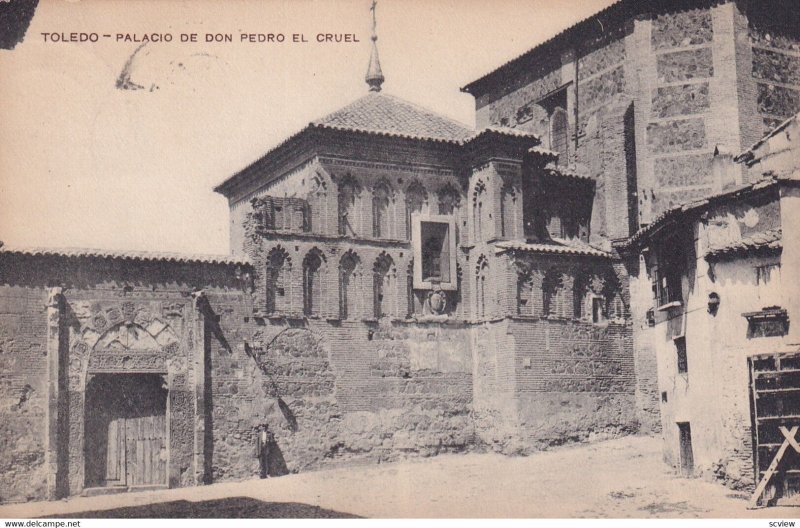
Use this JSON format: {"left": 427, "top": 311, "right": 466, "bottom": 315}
{"left": 749, "top": 426, "right": 799, "bottom": 508}
{"left": 781, "top": 426, "right": 800, "bottom": 454}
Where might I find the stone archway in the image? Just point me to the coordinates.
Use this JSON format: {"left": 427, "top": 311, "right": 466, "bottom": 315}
{"left": 62, "top": 299, "right": 190, "bottom": 495}
{"left": 81, "top": 319, "right": 179, "bottom": 491}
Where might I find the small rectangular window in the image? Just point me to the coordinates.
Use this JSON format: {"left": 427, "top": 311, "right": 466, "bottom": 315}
{"left": 651, "top": 237, "right": 689, "bottom": 308}
{"left": 421, "top": 222, "right": 450, "bottom": 283}
{"left": 412, "top": 214, "right": 457, "bottom": 291}
{"left": 675, "top": 336, "right": 688, "bottom": 374}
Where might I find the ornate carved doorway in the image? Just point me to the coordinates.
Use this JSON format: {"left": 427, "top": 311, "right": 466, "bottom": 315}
{"left": 84, "top": 374, "right": 168, "bottom": 489}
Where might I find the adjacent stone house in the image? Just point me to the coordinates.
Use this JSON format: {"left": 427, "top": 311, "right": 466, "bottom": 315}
{"left": 617, "top": 113, "right": 800, "bottom": 503}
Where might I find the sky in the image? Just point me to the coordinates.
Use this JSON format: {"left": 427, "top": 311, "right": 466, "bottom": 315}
{"left": 0, "top": 0, "right": 615, "bottom": 255}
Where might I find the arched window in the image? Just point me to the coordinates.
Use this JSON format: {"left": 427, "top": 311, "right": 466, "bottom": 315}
{"left": 517, "top": 269, "right": 534, "bottom": 316}
{"left": 338, "top": 175, "right": 359, "bottom": 236}
{"left": 573, "top": 272, "right": 591, "bottom": 320}
{"left": 339, "top": 251, "right": 361, "bottom": 319}
{"left": 302, "top": 249, "right": 325, "bottom": 316}
{"left": 437, "top": 184, "right": 461, "bottom": 215}
{"left": 607, "top": 292, "right": 627, "bottom": 322}
{"left": 405, "top": 181, "right": 427, "bottom": 240}
{"left": 308, "top": 171, "right": 328, "bottom": 234}
{"left": 543, "top": 268, "right": 567, "bottom": 318}
{"left": 550, "top": 107, "right": 569, "bottom": 164}
{"left": 476, "top": 255, "right": 489, "bottom": 319}
{"left": 603, "top": 274, "right": 625, "bottom": 323}
{"left": 500, "top": 184, "right": 517, "bottom": 239}
{"left": 473, "top": 181, "right": 486, "bottom": 243}
{"left": 372, "top": 180, "right": 392, "bottom": 239}
{"left": 373, "top": 253, "right": 396, "bottom": 318}
{"left": 266, "top": 247, "right": 292, "bottom": 314}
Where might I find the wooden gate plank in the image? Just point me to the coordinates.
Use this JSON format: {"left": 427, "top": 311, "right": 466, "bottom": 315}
{"left": 106, "top": 420, "right": 118, "bottom": 482}
{"left": 137, "top": 438, "right": 145, "bottom": 485}
{"left": 157, "top": 414, "right": 166, "bottom": 484}
{"left": 126, "top": 419, "right": 135, "bottom": 486}
{"left": 144, "top": 437, "right": 152, "bottom": 484}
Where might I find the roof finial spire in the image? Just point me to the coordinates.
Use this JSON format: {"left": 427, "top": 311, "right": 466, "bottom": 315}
{"left": 365, "top": 0, "right": 384, "bottom": 92}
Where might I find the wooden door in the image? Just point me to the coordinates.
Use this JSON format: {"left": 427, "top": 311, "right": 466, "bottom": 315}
{"left": 104, "top": 418, "right": 127, "bottom": 485}
{"left": 125, "top": 414, "right": 167, "bottom": 487}
{"left": 85, "top": 374, "right": 168, "bottom": 489}
{"left": 677, "top": 422, "right": 694, "bottom": 476}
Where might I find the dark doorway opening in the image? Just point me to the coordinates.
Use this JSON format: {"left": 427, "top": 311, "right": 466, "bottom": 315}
{"left": 84, "top": 373, "right": 168, "bottom": 489}
{"left": 678, "top": 422, "right": 694, "bottom": 476}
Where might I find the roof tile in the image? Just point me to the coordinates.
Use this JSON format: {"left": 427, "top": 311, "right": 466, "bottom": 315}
{"left": 706, "top": 228, "right": 782, "bottom": 259}
{"left": 0, "top": 246, "right": 250, "bottom": 266}
{"left": 313, "top": 92, "right": 473, "bottom": 142}
{"left": 495, "top": 237, "right": 612, "bottom": 258}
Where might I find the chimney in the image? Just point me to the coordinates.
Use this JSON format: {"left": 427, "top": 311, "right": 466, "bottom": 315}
{"left": 711, "top": 145, "right": 741, "bottom": 193}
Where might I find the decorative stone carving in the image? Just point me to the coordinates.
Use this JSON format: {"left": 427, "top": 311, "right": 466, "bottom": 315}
{"left": 427, "top": 290, "right": 448, "bottom": 315}
{"left": 163, "top": 302, "right": 185, "bottom": 318}
{"left": 92, "top": 314, "right": 108, "bottom": 332}
{"left": 121, "top": 301, "right": 137, "bottom": 322}
{"left": 166, "top": 355, "right": 187, "bottom": 373}
{"left": 106, "top": 307, "right": 122, "bottom": 325}
{"left": 46, "top": 287, "right": 63, "bottom": 309}
{"left": 70, "top": 300, "right": 186, "bottom": 378}
{"left": 88, "top": 352, "right": 166, "bottom": 372}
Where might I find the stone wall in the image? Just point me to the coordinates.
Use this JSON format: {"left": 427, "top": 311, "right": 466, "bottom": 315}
{"left": 0, "top": 286, "right": 48, "bottom": 503}
{"left": 0, "top": 253, "right": 251, "bottom": 502}
{"left": 645, "top": 8, "right": 717, "bottom": 218}
{"left": 469, "top": 1, "right": 799, "bottom": 225}
{"left": 741, "top": 6, "right": 800, "bottom": 152}
{"left": 210, "top": 318, "right": 475, "bottom": 477}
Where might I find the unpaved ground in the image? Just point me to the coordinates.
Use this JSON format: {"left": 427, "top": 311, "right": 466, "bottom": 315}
{"left": 2, "top": 436, "right": 799, "bottom": 518}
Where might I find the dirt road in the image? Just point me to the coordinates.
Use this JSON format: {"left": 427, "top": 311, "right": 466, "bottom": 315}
{"left": 1, "top": 435, "right": 797, "bottom": 518}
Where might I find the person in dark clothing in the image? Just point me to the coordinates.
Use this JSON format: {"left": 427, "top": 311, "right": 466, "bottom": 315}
{"left": 255, "top": 424, "right": 275, "bottom": 478}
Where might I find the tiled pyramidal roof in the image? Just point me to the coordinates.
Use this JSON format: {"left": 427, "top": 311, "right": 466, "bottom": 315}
{"left": 215, "top": 91, "right": 540, "bottom": 195}
{"left": 311, "top": 92, "right": 474, "bottom": 142}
